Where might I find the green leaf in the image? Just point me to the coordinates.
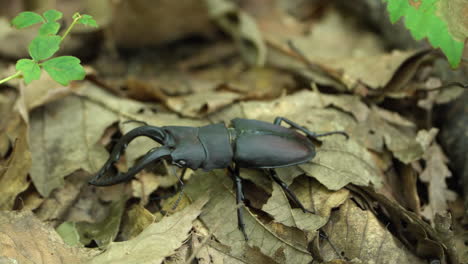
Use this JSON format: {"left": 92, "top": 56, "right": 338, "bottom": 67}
{"left": 383, "top": 0, "right": 464, "bottom": 68}
{"left": 11, "top": 11, "right": 44, "bottom": 28}
{"left": 77, "top": 14, "right": 98, "bottom": 27}
{"left": 28, "top": 35, "right": 61, "bottom": 61}
{"left": 42, "top": 56, "right": 86, "bottom": 86}
{"left": 43, "top": 9, "right": 62, "bottom": 22}
{"left": 39, "top": 22, "right": 60, "bottom": 35}
{"left": 16, "top": 59, "right": 41, "bottom": 84}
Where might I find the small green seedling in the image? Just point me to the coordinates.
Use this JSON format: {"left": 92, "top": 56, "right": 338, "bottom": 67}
{"left": 0, "top": 10, "right": 98, "bottom": 86}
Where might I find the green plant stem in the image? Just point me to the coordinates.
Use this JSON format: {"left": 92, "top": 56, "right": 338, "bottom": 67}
{"left": 61, "top": 14, "right": 81, "bottom": 41}
{"left": 0, "top": 71, "right": 22, "bottom": 85}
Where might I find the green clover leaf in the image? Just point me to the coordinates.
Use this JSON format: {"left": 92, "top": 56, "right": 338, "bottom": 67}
{"left": 39, "top": 22, "right": 61, "bottom": 35}
{"left": 43, "top": 9, "right": 63, "bottom": 22}
{"left": 16, "top": 59, "right": 41, "bottom": 84}
{"left": 11, "top": 11, "right": 44, "bottom": 29}
{"left": 42, "top": 56, "right": 86, "bottom": 85}
{"left": 28, "top": 35, "right": 61, "bottom": 61}
{"left": 77, "top": 15, "right": 98, "bottom": 27}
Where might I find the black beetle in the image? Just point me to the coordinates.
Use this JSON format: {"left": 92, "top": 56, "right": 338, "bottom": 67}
{"left": 89, "top": 117, "right": 348, "bottom": 240}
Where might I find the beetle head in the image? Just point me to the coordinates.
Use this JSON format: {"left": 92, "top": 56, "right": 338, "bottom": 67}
{"left": 163, "top": 126, "right": 206, "bottom": 170}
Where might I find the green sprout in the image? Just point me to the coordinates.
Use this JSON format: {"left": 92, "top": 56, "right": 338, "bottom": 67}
{"left": 0, "top": 10, "right": 98, "bottom": 86}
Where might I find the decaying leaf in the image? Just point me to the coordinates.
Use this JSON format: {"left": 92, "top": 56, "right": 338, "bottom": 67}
{"left": 0, "top": 211, "right": 91, "bottom": 264}
{"left": 185, "top": 170, "right": 313, "bottom": 264}
{"left": 321, "top": 200, "right": 426, "bottom": 263}
{"left": 76, "top": 197, "right": 127, "bottom": 247}
{"left": 350, "top": 186, "right": 458, "bottom": 263}
{"left": 0, "top": 116, "right": 30, "bottom": 210}
{"left": 88, "top": 196, "right": 208, "bottom": 264}
{"left": 205, "top": 0, "right": 266, "bottom": 65}
{"left": 420, "top": 143, "right": 456, "bottom": 220}
{"left": 263, "top": 183, "right": 327, "bottom": 234}
{"left": 29, "top": 87, "right": 117, "bottom": 197}
{"left": 119, "top": 204, "right": 155, "bottom": 241}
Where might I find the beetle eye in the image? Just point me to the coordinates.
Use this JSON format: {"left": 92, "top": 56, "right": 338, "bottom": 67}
{"left": 176, "top": 160, "right": 187, "bottom": 166}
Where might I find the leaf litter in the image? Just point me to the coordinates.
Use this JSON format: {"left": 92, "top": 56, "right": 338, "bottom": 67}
{"left": 0, "top": 1, "right": 465, "bottom": 264}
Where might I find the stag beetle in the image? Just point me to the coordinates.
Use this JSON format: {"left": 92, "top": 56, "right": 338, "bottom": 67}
{"left": 88, "top": 117, "right": 348, "bottom": 240}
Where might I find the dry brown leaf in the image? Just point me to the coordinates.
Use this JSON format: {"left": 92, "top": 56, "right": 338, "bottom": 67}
{"left": 120, "top": 204, "right": 155, "bottom": 241}
{"left": 321, "top": 200, "right": 426, "bottom": 263}
{"left": 350, "top": 186, "right": 458, "bottom": 263}
{"left": 185, "top": 170, "right": 313, "bottom": 264}
{"left": 420, "top": 143, "right": 457, "bottom": 220}
{"left": 262, "top": 177, "right": 349, "bottom": 235}
{"left": 87, "top": 196, "right": 208, "bottom": 264}
{"left": 0, "top": 116, "right": 30, "bottom": 210}
{"left": 0, "top": 211, "right": 92, "bottom": 264}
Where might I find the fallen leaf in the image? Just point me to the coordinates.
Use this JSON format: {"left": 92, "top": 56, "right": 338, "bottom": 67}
{"left": 350, "top": 186, "right": 457, "bottom": 263}
{"left": 320, "top": 200, "right": 426, "bottom": 263}
{"left": 262, "top": 183, "right": 328, "bottom": 233}
{"left": 0, "top": 211, "right": 92, "bottom": 264}
{"left": 205, "top": 0, "right": 266, "bottom": 65}
{"left": 185, "top": 170, "right": 313, "bottom": 264}
{"left": 0, "top": 116, "right": 30, "bottom": 210}
{"left": 420, "top": 143, "right": 457, "bottom": 221}
{"left": 119, "top": 204, "right": 155, "bottom": 241}
{"left": 88, "top": 195, "right": 208, "bottom": 264}
{"left": 76, "top": 197, "right": 127, "bottom": 247}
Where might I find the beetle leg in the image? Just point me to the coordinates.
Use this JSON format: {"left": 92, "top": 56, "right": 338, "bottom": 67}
{"left": 274, "top": 117, "right": 349, "bottom": 139}
{"left": 267, "top": 169, "right": 314, "bottom": 214}
{"left": 89, "top": 147, "right": 171, "bottom": 186}
{"left": 228, "top": 164, "right": 248, "bottom": 241}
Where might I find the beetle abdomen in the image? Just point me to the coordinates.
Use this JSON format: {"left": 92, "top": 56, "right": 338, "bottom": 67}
{"left": 231, "top": 119, "right": 315, "bottom": 168}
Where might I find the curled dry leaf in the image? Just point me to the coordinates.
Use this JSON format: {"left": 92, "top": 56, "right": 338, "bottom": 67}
{"left": 87, "top": 195, "right": 208, "bottom": 264}
{"left": 0, "top": 211, "right": 91, "bottom": 264}
{"left": 321, "top": 200, "right": 426, "bottom": 263}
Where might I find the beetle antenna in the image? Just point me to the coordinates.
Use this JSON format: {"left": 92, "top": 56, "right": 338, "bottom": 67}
{"left": 313, "top": 131, "right": 349, "bottom": 139}
{"left": 168, "top": 166, "right": 186, "bottom": 211}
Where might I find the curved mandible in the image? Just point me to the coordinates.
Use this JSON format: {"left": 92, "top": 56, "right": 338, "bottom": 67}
{"left": 89, "top": 147, "right": 172, "bottom": 186}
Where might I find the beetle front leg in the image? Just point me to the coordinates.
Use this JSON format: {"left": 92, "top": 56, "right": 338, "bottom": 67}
{"left": 267, "top": 169, "right": 314, "bottom": 214}
{"left": 274, "top": 117, "right": 349, "bottom": 139}
{"left": 228, "top": 164, "right": 249, "bottom": 241}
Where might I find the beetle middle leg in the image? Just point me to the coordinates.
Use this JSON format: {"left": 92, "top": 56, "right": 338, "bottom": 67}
{"left": 274, "top": 117, "right": 349, "bottom": 139}
{"left": 228, "top": 164, "right": 249, "bottom": 241}
{"left": 267, "top": 169, "right": 314, "bottom": 214}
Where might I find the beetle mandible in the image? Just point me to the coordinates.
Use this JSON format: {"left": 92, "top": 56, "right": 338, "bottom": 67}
{"left": 88, "top": 117, "right": 348, "bottom": 240}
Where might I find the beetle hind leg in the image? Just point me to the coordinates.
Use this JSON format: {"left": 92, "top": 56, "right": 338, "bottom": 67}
{"left": 267, "top": 169, "right": 314, "bottom": 214}
{"left": 228, "top": 164, "right": 249, "bottom": 241}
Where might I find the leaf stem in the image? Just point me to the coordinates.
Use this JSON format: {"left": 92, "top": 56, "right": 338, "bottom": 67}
{"left": 0, "top": 71, "right": 22, "bottom": 85}
{"left": 61, "top": 13, "right": 81, "bottom": 42}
